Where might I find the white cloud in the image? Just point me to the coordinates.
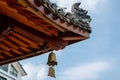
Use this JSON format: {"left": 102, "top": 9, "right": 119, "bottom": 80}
{"left": 51, "top": 0, "right": 108, "bottom": 12}
{"left": 22, "top": 63, "right": 47, "bottom": 80}
{"left": 53, "top": 50, "right": 63, "bottom": 57}
{"left": 79, "top": 0, "right": 108, "bottom": 11}
{"left": 59, "top": 61, "right": 111, "bottom": 80}
{"left": 56, "top": 0, "right": 78, "bottom": 12}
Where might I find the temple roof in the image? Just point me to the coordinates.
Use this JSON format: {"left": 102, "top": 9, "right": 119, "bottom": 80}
{"left": 0, "top": 0, "right": 91, "bottom": 65}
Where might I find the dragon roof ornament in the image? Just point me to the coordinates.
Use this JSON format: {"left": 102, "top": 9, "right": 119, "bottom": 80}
{"left": 34, "top": 0, "right": 92, "bottom": 33}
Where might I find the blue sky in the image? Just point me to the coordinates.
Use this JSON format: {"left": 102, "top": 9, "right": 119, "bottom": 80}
{"left": 21, "top": 0, "right": 120, "bottom": 80}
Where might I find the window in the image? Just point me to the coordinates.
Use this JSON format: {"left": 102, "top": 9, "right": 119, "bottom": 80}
{"left": 10, "top": 65, "right": 18, "bottom": 77}
{"left": 0, "top": 64, "right": 8, "bottom": 72}
{"left": 0, "top": 76, "right": 7, "bottom": 80}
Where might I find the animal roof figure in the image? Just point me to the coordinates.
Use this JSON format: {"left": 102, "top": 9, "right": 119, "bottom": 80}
{"left": 71, "top": 2, "right": 88, "bottom": 15}
{"left": 71, "top": 2, "right": 81, "bottom": 13}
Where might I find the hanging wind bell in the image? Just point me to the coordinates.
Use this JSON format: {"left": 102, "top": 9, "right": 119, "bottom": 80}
{"left": 47, "top": 52, "right": 57, "bottom": 78}
{"left": 48, "top": 67, "right": 55, "bottom": 78}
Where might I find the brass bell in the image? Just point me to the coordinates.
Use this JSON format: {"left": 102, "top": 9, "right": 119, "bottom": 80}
{"left": 47, "top": 52, "right": 57, "bottom": 78}
{"left": 47, "top": 52, "right": 57, "bottom": 66}
{"left": 48, "top": 67, "right": 56, "bottom": 78}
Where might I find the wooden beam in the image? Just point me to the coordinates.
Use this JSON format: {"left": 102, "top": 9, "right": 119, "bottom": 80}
{"left": 0, "top": 43, "right": 11, "bottom": 51}
{"left": 2, "top": 50, "right": 14, "bottom": 57}
{"left": 17, "top": 8, "right": 58, "bottom": 36}
{"left": 5, "top": 0, "right": 58, "bottom": 36}
{"left": 0, "top": 1, "right": 52, "bottom": 36}
{"left": 11, "top": 32, "right": 39, "bottom": 47}
{"left": 0, "top": 48, "right": 51, "bottom": 65}
{"left": 44, "top": 26, "right": 59, "bottom": 36}
{"left": 29, "top": 45, "right": 39, "bottom": 49}
{"left": 13, "top": 27, "right": 68, "bottom": 50}
{"left": 13, "top": 27, "right": 44, "bottom": 45}
{"left": 2, "top": 39, "right": 19, "bottom": 50}
{"left": 0, "top": 55, "right": 5, "bottom": 60}
{"left": 6, "top": 0, "right": 66, "bottom": 32}
{"left": 8, "top": 35, "right": 28, "bottom": 47}
{"left": 27, "top": 4, "right": 66, "bottom": 32}
{"left": 25, "top": 0, "right": 90, "bottom": 37}
{"left": 62, "top": 36, "right": 86, "bottom": 41}
{"left": 20, "top": 47, "right": 31, "bottom": 53}
{"left": 0, "top": 49, "right": 6, "bottom": 60}
{"left": 17, "top": 7, "right": 57, "bottom": 36}
{"left": 11, "top": 48, "right": 23, "bottom": 55}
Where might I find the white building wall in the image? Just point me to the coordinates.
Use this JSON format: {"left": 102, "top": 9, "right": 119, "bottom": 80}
{"left": 12, "top": 63, "right": 22, "bottom": 80}
{"left": 0, "top": 69, "right": 15, "bottom": 80}
{"left": 0, "top": 62, "right": 26, "bottom": 80}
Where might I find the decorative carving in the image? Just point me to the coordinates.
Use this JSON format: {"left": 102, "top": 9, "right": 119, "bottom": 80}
{"left": 71, "top": 2, "right": 88, "bottom": 16}
{"left": 48, "top": 3, "right": 58, "bottom": 14}
{"left": 56, "top": 7, "right": 67, "bottom": 20}
{"left": 34, "top": 0, "right": 91, "bottom": 32}
{"left": 71, "top": 2, "right": 91, "bottom": 30}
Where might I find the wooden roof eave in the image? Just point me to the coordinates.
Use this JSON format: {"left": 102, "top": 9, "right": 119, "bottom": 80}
{"left": 0, "top": 48, "right": 51, "bottom": 65}
{"left": 0, "top": 0, "right": 91, "bottom": 65}
{"left": 0, "top": 0, "right": 61, "bottom": 36}
{"left": 0, "top": 25, "right": 68, "bottom": 65}
{"left": 25, "top": 0, "right": 90, "bottom": 38}
{"left": 2, "top": 0, "right": 90, "bottom": 38}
